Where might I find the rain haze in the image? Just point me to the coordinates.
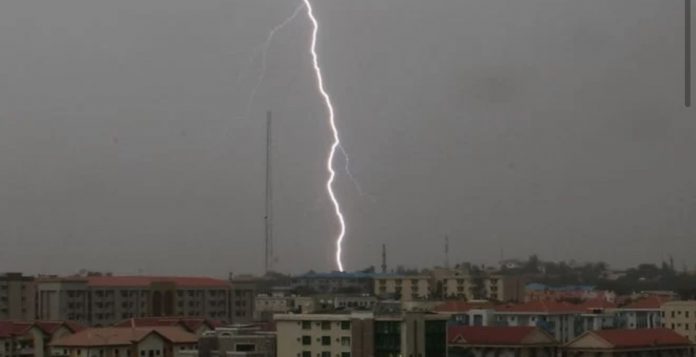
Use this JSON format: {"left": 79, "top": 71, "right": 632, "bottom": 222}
{"left": 0, "top": 0, "right": 693, "bottom": 276}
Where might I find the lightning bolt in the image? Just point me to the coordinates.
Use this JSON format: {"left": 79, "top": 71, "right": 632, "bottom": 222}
{"left": 303, "top": 0, "right": 347, "bottom": 272}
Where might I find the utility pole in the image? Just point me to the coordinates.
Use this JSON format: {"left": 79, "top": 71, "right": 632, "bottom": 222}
{"left": 264, "top": 111, "right": 274, "bottom": 274}
{"left": 381, "top": 244, "right": 387, "bottom": 273}
{"left": 444, "top": 235, "right": 450, "bottom": 269}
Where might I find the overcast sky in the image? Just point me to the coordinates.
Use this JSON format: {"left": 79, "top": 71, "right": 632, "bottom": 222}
{"left": 0, "top": 0, "right": 694, "bottom": 277}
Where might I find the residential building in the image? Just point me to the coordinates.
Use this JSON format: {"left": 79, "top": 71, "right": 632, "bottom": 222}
{"left": 495, "top": 301, "right": 582, "bottom": 343}
{"left": 1, "top": 273, "right": 36, "bottom": 320}
{"left": 574, "top": 299, "right": 618, "bottom": 335}
{"left": 36, "top": 276, "right": 231, "bottom": 326}
{"left": 563, "top": 328, "right": 693, "bottom": 356}
{"left": 485, "top": 275, "right": 526, "bottom": 302}
{"left": 48, "top": 327, "right": 198, "bottom": 357}
{"left": 253, "top": 294, "right": 294, "bottom": 321}
{"left": 373, "top": 275, "right": 432, "bottom": 301}
{"left": 615, "top": 295, "right": 668, "bottom": 329}
{"left": 274, "top": 311, "right": 448, "bottom": 357}
{"left": 227, "top": 276, "right": 257, "bottom": 324}
{"left": 434, "top": 269, "right": 478, "bottom": 300}
{"left": 292, "top": 272, "right": 373, "bottom": 295}
{"left": 433, "top": 301, "right": 495, "bottom": 326}
{"left": 112, "top": 318, "right": 221, "bottom": 336}
{"left": 448, "top": 326, "right": 559, "bottom": 357}
{"left": 197, "top": 326, "right": 275, "bottom": 357}
{"left": 661, "top": 300, "right": 696, "bottom": 342}
{"left": 0, "top": 321, "right": 84, "bottom": 357}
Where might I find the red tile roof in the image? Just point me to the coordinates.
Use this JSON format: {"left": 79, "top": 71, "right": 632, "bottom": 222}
{"left": 0, "top": 321, "right": 33, "bottom": 338}
{"left": 51, "top": 327, "right": 198, "bottom": 347}
{"left": 0, "top": 321, "right": 87, "bottom": 338}
{"left": 589, "top": 329, "right": 691, "bottom": 348}
{"left": 496, "top": 301, "right": 580, "bottom": 314}
{"left": 86, "top": 276, "right": 229, "bottom": 288}
{"left": 622, "top": 296, "right": 670, "bottom": 310}
{"left": 448, "top": 326, "right": 555, "bottom": 345}
{"left": 433, "top": 301, "right": 495, "bottom": 313}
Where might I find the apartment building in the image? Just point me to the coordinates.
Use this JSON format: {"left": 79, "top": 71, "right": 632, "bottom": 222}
{"left": 494, "top": 301, "right": 582, "bottom": 343}
{"left": 373, "top": 274, "right": 432, "bottom": 301}
{"left": 227, "top": 277, "right": 257, "bottom": 324}
{"left": 253, "top": 293, "right": 295, "bottom": 321}
{"left": 433, "top": 301, "right": 495, "bottom": 326}
{"left": 275, "top": 311, "right": 448, "bottom": 357}
{"left": 36, "top": 276, "right": 231, "bottom": 326}
{"left": 437, "top": 270, "right": 478, "bottom": 300}
{"left": 615, "top": 295, "right": 667, "bottom": 329}
{"left": 0, "top": 273, "right": 36, "bottom": 320}
{"left": 49, "top": 327, "right": 198, "bottom": 357}
{"left": 661, "top": 300, "right": 696, "bottom": 342}
{"left": 485, "top": 275, "right": 526, "bottom": 302}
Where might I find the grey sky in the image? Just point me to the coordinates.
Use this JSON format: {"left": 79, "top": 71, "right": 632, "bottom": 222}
{"left": 0, "top": 0, "right": 693, "bottom": 276}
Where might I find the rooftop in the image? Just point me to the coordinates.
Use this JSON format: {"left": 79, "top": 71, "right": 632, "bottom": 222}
{"left": 51, "top": 327, "right": 198, "bottom": 347}
{"left": 448, "top": 326, "right": 556, "bottom": 345}
{"left": 571, "top": 329, "right": 691, "bottom": 349}
{"left": 621, "top": 296, "right": 671, "bottom": 310}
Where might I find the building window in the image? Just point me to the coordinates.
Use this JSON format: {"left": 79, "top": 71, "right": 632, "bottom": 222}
{"left": 301, "top": 321, "right": 312, "bottom": 330}
{"left": 341, "top": 321, "right": 351, "bottom": 330}
{"left": 341, "top": 336, "right": 351, "bottom": 346}
{"left": 321, "top": 321, "right": 331, "bottom": 330}
{"left": 321, "top": 336, "right": 331, "bottom": 346}
{"left": 341, "top": 353, "right": 351, "bottom": 357}
{"left": 301, "top": 352, "right": 311, "bottom": 357}
{"left": 302, "top": 336, "right": 311, "bottom": 345}
{"left": 321, "top": 352, "right": 331, "bottom": 357}
{"left": 687, "top": 311, "right": 691, "bottom": 318}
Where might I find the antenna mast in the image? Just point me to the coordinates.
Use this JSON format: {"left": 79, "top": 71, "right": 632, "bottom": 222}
{"left": 265, "top": 111, "right": 274, "bottom": 274}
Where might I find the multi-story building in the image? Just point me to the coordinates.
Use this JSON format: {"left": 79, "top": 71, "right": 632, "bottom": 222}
{"left": 433, "top": 301, "right": 496, "bottom": 327}
{"left": 436, "top": 270, "right": 479, "bottom": 300}
{"left": 197, "top": 326, "right": 275, "bottom": 357}
{"left": 494, "top": 301, "right": 582, "bottom": 343}
{"left": 275, "top": 311, "right": 448, "bottom": 357}
{"left": 485, "top": 275, "right": 526, "bottom": 302}
{"left": 373, "top": 274, "right": 432, "bottom": 301}
{"left": 292, "top": 272, "right": 373, "bottom": 295}
{"left": 36, "top": 276, "right": 231, "bottom": 326}
{"left": 564, "top": 328, "right": 693, "bottom": 356}
{"left": 615, "top": 295, "right": 668, "bottom": 329}
{"left": 49, "top": 327, "right": 198, "bottom": 357}
{"left": 228, "top": 276, "right": 257, "bottom": 324}
{"left": 253, "top": 294, "right": 295, "bottom": 321}
{"left": 660, "top": 300, "right": 696, "bottom": 342}
{"left": 0, "top": 273, "right": 36, "bottom": 320}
